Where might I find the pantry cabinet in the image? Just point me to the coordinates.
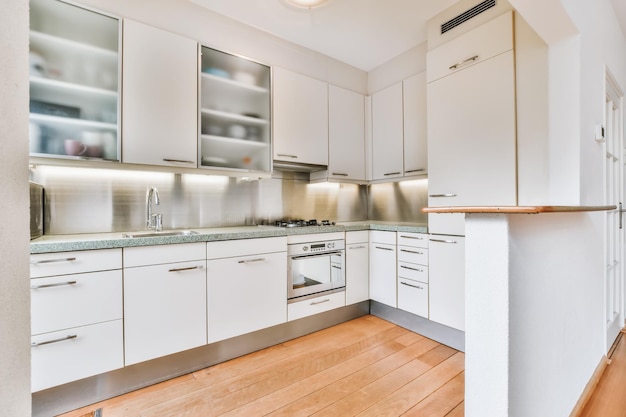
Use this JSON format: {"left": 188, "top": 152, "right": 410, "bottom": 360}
{"left": 429, "top": 235, "right": 465, "bottom": 331}
{"left": 402, "top": 72, "right": 428, "bottom": 177}
{"left": 369, "top": 231, "right": 397, "bottom": 307}
{"left": 122, "top": 20, "right": 198, "bottom": 168}
{"left": 371, "top": 82, "right": 403, "bottom": 181}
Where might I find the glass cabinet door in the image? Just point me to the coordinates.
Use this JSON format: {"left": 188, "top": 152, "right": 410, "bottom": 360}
{"left": 29, "top": 0, "right": 120, "bottom": 161}
{"left": 199, "top": 47, "right": 271, "bottom": 172}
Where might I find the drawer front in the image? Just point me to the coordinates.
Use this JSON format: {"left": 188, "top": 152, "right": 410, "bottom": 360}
{"left": 31, "top": 270, "right": 123, "bottom": 335}
{"left": 30, "top": 248, "right": 122, "bottom": 278}
{"left": 398, "top": 278, "right": 429, "bottom": 318}
{"left": 398, "top": 262, "right": 428, "bottom": 283}
{"left": 427, "top": 11, "right": 513, "bottom": 83}
{"left": 397, "top": 232, "right": 428, "bottom": 248}
{"left": 207, "top": 237, "right": 286, "bottom": 260}
{"left": 369, "top": 230, "right": 396, "bottom": 245}
{"left": 124, "top": 242, "right": 205, "bottom": 268}
{"left": 398, "top": 246, "right": 428, "bottom": 265}
{"left": 288, "top": 291, "right": 345, "bottom": 321}
{"left": 31, "top": 319, "right": 124, "bottom": 392}
{"left": 346, "top": 230, "right": 368, "bottom": 244}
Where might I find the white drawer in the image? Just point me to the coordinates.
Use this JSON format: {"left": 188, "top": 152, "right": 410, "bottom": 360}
{"left": 124, "top": 242, "right": 205, "bottom": 268}
{"left": 398, "top": 278, "right": 429, "bottom": 318}
{"left": 398, "top": 246, "right": 428, "bottom": 265}
{"left": 427, "top": 12, "right": 513, "bottom": 83}
{"left": 397, "top": 232, "right": 428, "bottom": 248}
{"left": 207, "top": 237, "right": 286, "bottom": 260}
{"left": 31, "top": 319, "right": 124, "bottom": 392}
{"left": 369, "top": 230, "right": 396, "bottom": 245}
{"left": 288, "top": 291, "right": 345, "bottom": 321}
{"left": 30, "top": 249, "right": 122, "bottom": 278}
{"left": 346, "top": 230, "right": 368, "bottom": 244}
{"left": 398, "top": 262, "right": 428, "bottom": 283}
{"left": 31, "top": 269, "right": 123, "bottom": 335}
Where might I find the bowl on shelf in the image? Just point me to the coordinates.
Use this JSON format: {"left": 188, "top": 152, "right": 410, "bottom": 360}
{"left": 203, "top": 67, "right": 230, "bottom": 79}
{"left": 228, "top": 124, "right": 247, "bottom": 139}
{"left": 233, "top": 71, "right": 256, "bottom": 86}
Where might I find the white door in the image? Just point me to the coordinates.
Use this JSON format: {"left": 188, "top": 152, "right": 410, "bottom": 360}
{"left": 605, "top": 73, "right": 624, "bottom": 351}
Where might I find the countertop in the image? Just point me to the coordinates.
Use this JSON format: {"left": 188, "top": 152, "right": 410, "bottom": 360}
{"left": 422, "top": 205, "right": 616, "bottom": 214}
{"left": 30, "top": 221, "right": 428, "bottom": 254}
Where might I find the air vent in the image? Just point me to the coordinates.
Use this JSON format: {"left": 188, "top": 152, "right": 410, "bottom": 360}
{"left": 441, "top": 0, "right": 496, "bottom": 34}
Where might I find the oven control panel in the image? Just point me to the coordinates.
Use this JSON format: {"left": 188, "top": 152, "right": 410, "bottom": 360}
{"left": 289, "top": 239, "right": 345, "bottom": 256}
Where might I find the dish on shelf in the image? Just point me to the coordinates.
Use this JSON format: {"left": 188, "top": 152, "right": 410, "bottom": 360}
{"left": 203, "top": 67, "right": 230, "bottom": 79}
{"left": 202, "top": 156, "right": 229, "bottom": 166}
{"left": 30, "top": 100, "right": 80, "bottom": 119}
{"left": 227, "top": 124, "right": 247, "bottom": 139}
{"left": 233, "top": 71, "right": 256, "bottom": 86}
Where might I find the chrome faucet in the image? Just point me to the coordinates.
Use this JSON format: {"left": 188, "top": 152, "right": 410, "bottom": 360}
{"left": 146, "top": 187, "right": 162, "bottom": 232}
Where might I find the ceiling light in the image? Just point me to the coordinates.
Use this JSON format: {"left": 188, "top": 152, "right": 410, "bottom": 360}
{"left": 282, "top": 0, "right": 330, "bottom": 10}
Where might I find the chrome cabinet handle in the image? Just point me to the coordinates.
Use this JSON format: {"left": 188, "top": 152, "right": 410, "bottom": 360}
{"left": 400, "top": 281, "right": 424, "bottom": 290}
{"left": 375, "top": 246, "right": 394, "bottom": 251}
{"left": 400, "top": 265, "right": 423, "bottom": 272}
{"left": 449, "top": 55, "right": 479, "bottom": 70}
{"left": 400, "top": 249, "right": 424, "bottom": 255}
{"left": 405, "top": 169, "right": 425, "bottom": 174}
{"left": 349, "top": 245, "right": 366, "bottom": 249}
{"left": 277, "top": 153, "right": 298, "bottom": 159}
{"left": 384, "top": 172, "right": 401, "bottom": 176}
{"left": 331, "top": 265, "right": 342, "bottom": 270}
{"left": 311, "top": 298, "right": 330, "bottom": 305}
{"left": 31, "top": 334, "right": 77, "bottom": 347}
{"left": 429, "top": 194, "right": 457, "bottom": 198}
{"left": 332, "top": 172, "right": 349, "bottom": 176}
{"left": 163, "top": 158, "right": 195, "bottom": 164}
{"left": 168, "top": 265, "right": 204, "bottom": 272}
{"left": 430, "top": 238, "right": 458, "bottom": 244}
{"left": 31, "top": 281, "right": 77, "bottom": 290}
{"left": 399, "top": 235, "right": 424, "bottom": 240}
{"left": 237, "top": 258, "right": 266, "bottom": 264}
{"left": 30, "top": 257, "right": 77, "bottom": 265}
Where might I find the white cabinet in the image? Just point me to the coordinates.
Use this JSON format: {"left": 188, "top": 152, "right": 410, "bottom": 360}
{"left": 397, "top": 232, "right": 429, "bottom": 318}
{"left": 206, "top": 237, "right": 287, "bottom": 343}
{"left": 312, "top": 85, "right": 365, "bottom": 182}
{"left": 402, "top": 72, "right": 428, "bottom": 177}
{"left": 369, "top": 231, "right": 397, "bottom": 307}
{"left": 288, "top": 291, "right": 346, "bottom": 321}
{"left": 123, "top": 243, "right": 207, "bottom": 365}
{"left": 30, "top": 248, "right": 123, "bottom": 392}
{"left": 122, "top": 20, "right": 198, "bottom": 168}
{"left": 273, "top": 67, "right": 328, "bottom": 167}
{"left": 427, "top": 12, "right": 516, "bottom": 235}
{"left": 345, "top": 231, "right": 369, "bottom": 305}
{"left": 429, "top": 235, "right": 465, "bottom": 331}
{"left": 371, "top": 82, "right": 403, "bottom": 181}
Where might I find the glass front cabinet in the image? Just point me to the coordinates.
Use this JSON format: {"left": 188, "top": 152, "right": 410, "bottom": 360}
{"left": 29, "top": 0, "right": 120, "bottom": 161}
{"left": 199, "top": 47, "right": 271, "bottom": 172}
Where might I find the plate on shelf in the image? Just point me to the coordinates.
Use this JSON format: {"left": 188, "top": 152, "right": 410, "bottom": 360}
{"left": 202, "top": 156, "right": 229, "bottom": 166}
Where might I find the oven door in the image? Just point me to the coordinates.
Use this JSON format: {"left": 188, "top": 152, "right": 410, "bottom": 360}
{"left": 288, "top": 251, "right": 345, "bottom": 300}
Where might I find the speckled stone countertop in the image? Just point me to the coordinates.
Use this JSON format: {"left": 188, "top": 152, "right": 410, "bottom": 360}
{"left": 30, "top": 222, "right": 428, "bottom": 254}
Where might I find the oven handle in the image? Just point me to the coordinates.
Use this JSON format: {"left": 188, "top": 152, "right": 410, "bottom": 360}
{"left": 290, "top": 251, "right": 343, "bottom": 260}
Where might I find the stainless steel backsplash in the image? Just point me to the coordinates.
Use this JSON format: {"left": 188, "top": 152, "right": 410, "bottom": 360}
{"left": 31, "top": 166, "right": 427, "bottom": 235}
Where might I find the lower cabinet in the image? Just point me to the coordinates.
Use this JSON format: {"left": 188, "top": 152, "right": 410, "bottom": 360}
{"left": 397, "top": 232, "right": 429, "bottom": 318}
{"left": 288, "top": 291, "right": 346, "bottom": 321}
{"left": 123, "top": 243, "right": 207, "bottom": 366}
{"left": 369, "top": 231, "right": 397, "bottom": 307}
{"left": 206, "top": 237, "right": 287, "bottom": 343}
{"left": 429, "top": 235, "right": 465, "bottom": 331}
{"left": 345, "top": 231, "right": 369, "bottom": 305}
{"left": 397, "top": 279, "right": 429, "bottom": 318}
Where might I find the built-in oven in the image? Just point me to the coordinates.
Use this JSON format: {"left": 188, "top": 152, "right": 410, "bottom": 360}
{"left": 287, "top": 237, "right": 345, "bottom": 302}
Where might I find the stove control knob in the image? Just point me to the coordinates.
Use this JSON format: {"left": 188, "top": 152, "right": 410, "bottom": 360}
{"left": 327, "top": 242, "right": 335, "bottom": 249}
{"left": 303, "top": 246, "right": 309, "bottom": 252}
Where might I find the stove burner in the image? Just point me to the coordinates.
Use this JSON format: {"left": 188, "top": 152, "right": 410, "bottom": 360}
{"left": 274, "top": 219, "right": 335, "bottom": 228}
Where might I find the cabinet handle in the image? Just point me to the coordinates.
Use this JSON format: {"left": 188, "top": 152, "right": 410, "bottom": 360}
{"left": 237, "top": 258, "right": 266, "bottom": 264}
{"left": 31, "top": 334, "right": 77, "bottom": 347}
{"left": 384, "top": 172, "right": 401, "bottom": 176}
{"left": 400, "top": 281, "right": 424, "bottom": 290}
{"left": 163, "top": 158, "right": 195, "bottom": 164}
{"left": 429, "top": 194, "right": 457, "bottom": 198}
{"left": 405, "top": 169, "right": 425, "bottom": 174}
{"left": 310, "top": 298, "right": 330, "bottom": 306}
{"left": 375, "top": 246, "right": 394, "bottom": 251}
{"left": 277, "top": 153, "right": 298, "bottom": 159}
{"left": 449, "top": 55, "right": 479, "bottom": 70}
{"left": 331, "top": 265, "right": 342, "bottom": 270}
{"left": 30, "top": 281, "right": 77, "bottom": 290}
{"left": 399, "top": 235, "right": 424, "bottom": 240}
{"left": 168, "top": 265, "right": 204, "bottom": 272}
{"left": 400, "top": 265, "right": 423, "bottom": 272}
{"left": 331, "top": 172, "right": 349, "bottom": 177}
{"left": 400, "top": 249, "right": 423, "bottom": 255}
{"left": 30, "top": 257, "right": 77, "bottom": 265}
{"left": 349, "top": 245, "right": 366, "bottom": 249}
{"left": 429, "top": 238, "right": 458, "bottom": 244}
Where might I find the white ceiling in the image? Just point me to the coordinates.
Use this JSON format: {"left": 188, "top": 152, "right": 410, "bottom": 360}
{"left": 189, "top": 0, "right": 459, "bottom": 71}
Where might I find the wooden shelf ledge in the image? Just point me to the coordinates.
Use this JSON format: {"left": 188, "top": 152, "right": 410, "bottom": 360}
{"left": 422, "top": 205, "right": 616, "bottom": 214}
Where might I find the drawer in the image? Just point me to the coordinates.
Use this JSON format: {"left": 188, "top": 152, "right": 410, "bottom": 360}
{"left": 288, "top": 291, "right": 345, "bottom": 321}
{"left": 397, "top": 232, "right": 428, "bottom": 248}
{"left": 398, "top": 278, "right": 428, "bottom": 318}
{"left": 124, "top": 242, "right": 205, "bottom": 268}
{"left": 207, "top": 236, "right": 286, "bottom": 260}
{"left": 398, "top": 246, "right": 428, "bottom": 265}
{"left": 346, "top": 230, "right": 368, "bottom": 244}
{"left": 369, "top": 230, "right": 396, "bottom": 245}
{"left": 427, "top": 11, "right": 513, "bottom": 83}
{"left": 31, "top": 319, "right": 124, "bottom": 392}
{"left": 31, "top": 269, "right": 123, "bottom": 335}
{"left": 398, "top": 262, "right": 428, "bottom": 283}
{"left": 30, "top": 248, "right": 122, "bottom": 278}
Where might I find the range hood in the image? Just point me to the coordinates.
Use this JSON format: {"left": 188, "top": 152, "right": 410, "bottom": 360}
{"left": 272, "top": 160, "right": 328, "bottom": 173}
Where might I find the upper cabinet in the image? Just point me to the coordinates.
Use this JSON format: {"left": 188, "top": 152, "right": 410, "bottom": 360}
{"left": 28, "top": 0, "right": 120, "bottom": 161}
{"left": 273, "top": 67, "right": 329, "bottom": 168}
{"left": 403, "top": 72, "right": 428, "bottom": 177}
{"left": 199, "top": 47, "right": 271, "bottom": 172}
{"left": 121, "top": 20, "right": 198, "bottom": 168}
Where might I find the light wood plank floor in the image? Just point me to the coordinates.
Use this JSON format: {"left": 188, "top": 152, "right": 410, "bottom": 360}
{"left": 59, "top": 316, "right": 464, "bottom": 417}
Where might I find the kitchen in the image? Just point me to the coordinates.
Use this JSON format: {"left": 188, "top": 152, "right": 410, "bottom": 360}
{"left": 2, "top": 0, "right": 626, "bottom": 416}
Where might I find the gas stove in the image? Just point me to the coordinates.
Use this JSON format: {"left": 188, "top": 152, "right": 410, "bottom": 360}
{"left": 274, "top": 219, "right": 335, "bottom": 228}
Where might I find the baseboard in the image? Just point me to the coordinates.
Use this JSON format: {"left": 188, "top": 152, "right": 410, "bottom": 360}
{"left": 569, "top": 354, "right": 610, "bottom": 417}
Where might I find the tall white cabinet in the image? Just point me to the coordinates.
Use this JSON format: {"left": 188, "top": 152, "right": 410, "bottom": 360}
{"left": 371, "top": 82, "right": 404, "bottom": 181}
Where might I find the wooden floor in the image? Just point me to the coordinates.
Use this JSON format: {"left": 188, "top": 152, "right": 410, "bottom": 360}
{"left": 580, "top": 330, "right": 626, "bottom": 417}
{"left": 59, "top": 316, "right": 464, "bottom": 417}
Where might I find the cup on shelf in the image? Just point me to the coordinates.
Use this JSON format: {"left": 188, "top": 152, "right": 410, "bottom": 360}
{"left": 82, "top": 131, "right": 104, "bottom": 158}
{"left": 228, "top": 124, "right": 247, "bottom": 139}
{"left": 64, "top": 139, "right": 87, "bottom": 156}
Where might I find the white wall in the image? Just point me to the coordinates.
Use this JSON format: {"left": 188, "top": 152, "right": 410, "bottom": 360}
{"left": 0, "top": 0, "right": 31, "bottom": 415}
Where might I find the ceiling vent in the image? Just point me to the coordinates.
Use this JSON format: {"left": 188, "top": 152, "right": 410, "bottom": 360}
{"left": 441, "top": 0, "right": 496, "bottom": 34}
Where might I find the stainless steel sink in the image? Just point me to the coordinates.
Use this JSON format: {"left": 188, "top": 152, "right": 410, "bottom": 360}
{"left": 122, "top": 230, "right": 199, "bottom": 238}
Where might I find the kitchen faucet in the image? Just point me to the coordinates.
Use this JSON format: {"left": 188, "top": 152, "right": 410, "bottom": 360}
{"left": 146, "top": 186, "right": 162, "bottom": 232}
